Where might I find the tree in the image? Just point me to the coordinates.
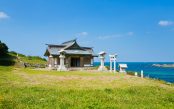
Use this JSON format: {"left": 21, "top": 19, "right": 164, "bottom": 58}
{"left": 0, "top": 40, "right": 8, "bottom": 56}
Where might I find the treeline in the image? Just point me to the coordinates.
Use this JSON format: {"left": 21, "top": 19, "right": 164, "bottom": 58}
{"left": 0, "top": 40, "right": 8, "bottom": 56}
{"left": 0, "top": 40, "right": 15, "bottom": 65}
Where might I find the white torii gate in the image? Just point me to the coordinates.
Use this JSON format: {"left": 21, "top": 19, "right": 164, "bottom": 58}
{"left": 109, "top": 54, "right": 117, "bottom": 72}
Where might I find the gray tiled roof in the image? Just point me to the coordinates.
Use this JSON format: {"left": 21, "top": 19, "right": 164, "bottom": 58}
{"left": 45, "top": 39, "right": 97, "bottom": 56}
{"left": 64, "top": 50, "right": 92, "bottom": 55}
{"left": 48, "top": 47, "right": 61, "bottom": 55}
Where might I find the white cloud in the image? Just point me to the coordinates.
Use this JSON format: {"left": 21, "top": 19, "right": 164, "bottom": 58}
{"left": 158, "top": 20, "right": 173, "bottom": 26}
{"left": 76, "top": 32, "right": 88, "bottom": 37}
{"left": 98, "top": 32, "right": 134, "bottom": 40}
{"left": 0, "top": 11, "right": 9, "bottom": 19}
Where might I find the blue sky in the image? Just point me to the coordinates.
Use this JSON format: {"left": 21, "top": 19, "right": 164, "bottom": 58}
{"left": 0, "top": 0, "right": 174, "bottom": 62}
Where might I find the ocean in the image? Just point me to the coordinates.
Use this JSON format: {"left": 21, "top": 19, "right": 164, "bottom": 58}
{"left": 94, "top": 62, "right": 174, "bottom": 83}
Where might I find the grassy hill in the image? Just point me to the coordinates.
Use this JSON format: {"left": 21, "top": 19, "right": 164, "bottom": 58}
{"left": 0, "top": 66, "right": 173, "bottom": 109}
{"left": 0, "top": 51, "right": 47, "bottom": 67}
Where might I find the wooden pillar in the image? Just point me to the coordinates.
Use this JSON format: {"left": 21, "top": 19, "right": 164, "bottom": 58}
{"left": 80, "top": 57, "right": 84, "bottom": 67}
{"left": 67, "top": 56, "right": 71, "bottom": 67}
{"left": 67, "top": 56, "right": 70, "bottom": 67}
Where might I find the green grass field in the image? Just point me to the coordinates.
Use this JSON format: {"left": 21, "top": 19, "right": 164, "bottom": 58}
{"left": 0, "top": 66, "right": 174, "bottom": 109}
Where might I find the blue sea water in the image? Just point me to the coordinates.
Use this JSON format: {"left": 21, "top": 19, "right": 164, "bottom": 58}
{"left": 94, "top": 62, "right": 174, "bottom": 83}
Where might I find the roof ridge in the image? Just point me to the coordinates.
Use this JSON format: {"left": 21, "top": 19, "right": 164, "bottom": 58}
{"left": 62, "top": 38, "right": 77, "bottom": 45}
{"left": 62, "top": 41, "right": 76, "bottom": 50}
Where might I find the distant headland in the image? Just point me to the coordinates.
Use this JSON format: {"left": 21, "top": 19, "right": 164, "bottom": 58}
{"left": 153, "top": 64, "right": 174, "bottom": 68}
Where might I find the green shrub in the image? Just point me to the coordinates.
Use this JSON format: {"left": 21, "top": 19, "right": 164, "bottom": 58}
{"left": 0, "top": 59, "right": 15, "bottom": 66}
{"left": 0, "top": 40, "right": 8, "bottom": 56}
{"left": 27, "top": 56, "right": 32, "bottom": 60}
{"left": 127, "top": 71, "right": 135, "bottom": 76}
{"left": 10, "top": 51, "right": 17, "bottom": 55}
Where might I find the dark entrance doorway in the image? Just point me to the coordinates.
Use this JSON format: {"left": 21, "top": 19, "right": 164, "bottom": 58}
{"left": 71, "top": 57, "right": 80, "bottom": 67}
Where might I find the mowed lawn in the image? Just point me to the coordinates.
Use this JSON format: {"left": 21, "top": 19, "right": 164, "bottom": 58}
{"left": 0, "top": 66, "right": 174, "bottom": 109}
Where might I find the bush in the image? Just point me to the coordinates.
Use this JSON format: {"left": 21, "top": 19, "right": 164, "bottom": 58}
{"left": 0, "top": 40, "right": 8, "bottom": 56}
{"left": 10, "top": 51, "right": 17, "bottom": 55}
{"left": 127, "top": 71, "right": 135, "bottom": 76}
{"left": 18, "top": 53, "right": 26, "bottom": 57}
{"left": 27, "top": 56, "right": 46, "bottom": 61}
{"left": 9, "top": 51, "right": 26, "bottom": 57}
{"left": 28, "top": 56, "right": 32, "bottom": 60}
{"left": 0, "top": 59, "right": 15, "bottom": 66}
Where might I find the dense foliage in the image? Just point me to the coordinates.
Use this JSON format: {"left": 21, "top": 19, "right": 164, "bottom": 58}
{"left": 0, "top": 41, "right": 15, "bottom": 65}
{"left": 0, "top": 40, "right": 8, "bottom": 56}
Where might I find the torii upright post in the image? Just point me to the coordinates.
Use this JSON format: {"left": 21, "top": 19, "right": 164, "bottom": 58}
{"left": 109, "top": 54, "right": 117, "bottom": 73}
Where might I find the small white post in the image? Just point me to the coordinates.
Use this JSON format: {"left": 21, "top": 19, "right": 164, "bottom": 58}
{"left": 135, "top": 72, "right": 138, "bottom": 77}
{"left": 141, "top": 70, "right": 144, "bottom": 78}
